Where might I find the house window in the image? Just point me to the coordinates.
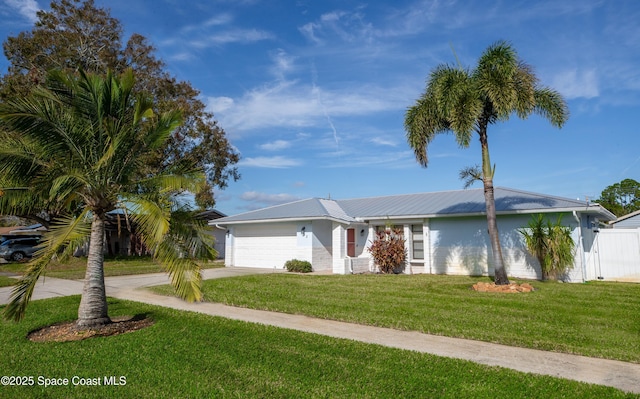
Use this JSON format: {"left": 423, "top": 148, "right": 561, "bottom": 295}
{"left": 347, "top": 228, "right": 355, "bottom": 257}
{"left": 411, "top": 224, "right": 424, "bottom": 260}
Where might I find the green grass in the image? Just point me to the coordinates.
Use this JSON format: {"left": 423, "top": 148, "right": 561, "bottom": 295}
{"left": 0, "top": 256, "right": 224, "bottom": 279}
{"left": 0, "top": 275, "right": 16, "bottom": 287}
{"left": 153, "top": 273, "right": 640, "bottom": 363}
{"left": 0, "top": 296, "right": 635, "bottom": 398}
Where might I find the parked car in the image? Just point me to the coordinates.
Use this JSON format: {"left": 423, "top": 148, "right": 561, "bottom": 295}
{"left": 0, "top": 237, "right": 41, "bottom": 261}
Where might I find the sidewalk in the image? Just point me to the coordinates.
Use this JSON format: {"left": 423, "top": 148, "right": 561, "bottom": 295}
{"left": 2, "top": 268, "right": 640, "bottom": 394}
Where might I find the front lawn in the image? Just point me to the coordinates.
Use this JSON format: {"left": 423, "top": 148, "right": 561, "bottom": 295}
{"left": 0, "top": 296, "right": 634, "bottom": 398}
{"left": 153, "top": 274, "right": 640, "bottom": 363}
{"left": 0, "top": 275, "right": 16, "bottom": 287}
{"left": 0, "top": 256, "right": 224, "bottom": 280}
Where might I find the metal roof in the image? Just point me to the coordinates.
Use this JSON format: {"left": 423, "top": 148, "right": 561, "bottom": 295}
{"left": 214, "top": 187, "right": 616, "bottom": 225}
{"left": 213, "top": 198, "right": 357, "bottom": 224}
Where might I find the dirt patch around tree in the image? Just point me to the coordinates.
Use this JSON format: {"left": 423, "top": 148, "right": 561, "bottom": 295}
{"left": 472, "top": 281, "right": 535, "bottom": 293}
{"left": 27, "top": 315, "right": 154, "bottom": 343}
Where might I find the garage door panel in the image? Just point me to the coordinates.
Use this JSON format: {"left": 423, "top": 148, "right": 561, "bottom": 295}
{"left": 233, "top": 223, "right": 296, "bottom": 268}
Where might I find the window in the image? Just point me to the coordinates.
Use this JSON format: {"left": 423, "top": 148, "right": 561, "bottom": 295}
{"left": 411, "top": 224, "right": 424, "bottom": 260}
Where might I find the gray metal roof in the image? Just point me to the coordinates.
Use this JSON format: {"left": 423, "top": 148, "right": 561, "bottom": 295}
{"left": 214, "top": 187, "right": 616, "bottom": 225}
{"left": 610, "top": 209, "right": 640, "bottom": 228}
{"left": 213, "top": 198, "right": 357, "bottom": 224}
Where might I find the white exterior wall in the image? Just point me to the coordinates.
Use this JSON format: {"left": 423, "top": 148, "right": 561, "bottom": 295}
{"left": 428, "top": 214, "right": 581, "bottom": 280}
{"left": 310, "top": 219, "right": 333, "bottom": 271}
{"left": 332, "top": 222, "right": 347, "bottom": 274}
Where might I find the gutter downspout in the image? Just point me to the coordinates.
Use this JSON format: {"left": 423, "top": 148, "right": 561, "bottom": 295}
{"left": 573, "top": 211, "right": 586, "bottom": 282}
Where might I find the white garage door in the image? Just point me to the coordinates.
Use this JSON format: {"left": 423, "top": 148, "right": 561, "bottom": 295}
{"left": 233, "top": 223, "right": 297, "bottom": 268}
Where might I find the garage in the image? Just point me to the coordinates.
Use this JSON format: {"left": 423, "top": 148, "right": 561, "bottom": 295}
{"left": 229, "top": 222, "right": 298, "bottom": 268}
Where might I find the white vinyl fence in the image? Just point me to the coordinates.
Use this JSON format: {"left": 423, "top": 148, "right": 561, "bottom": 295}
{"left": 585, "top": 228, "right": 640, "bottom": 282}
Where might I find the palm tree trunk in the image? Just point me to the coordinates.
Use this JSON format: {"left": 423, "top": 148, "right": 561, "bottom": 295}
{"left": 479, "top": 127, "right": 510, "bottom": 285}
{"left": 76, "top": 214, "right": 111, "bottom": 329}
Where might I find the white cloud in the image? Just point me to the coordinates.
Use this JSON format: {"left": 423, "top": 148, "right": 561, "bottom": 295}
{"left": 204, "top": 13, "right": 234, "bottom": 27}
{"left": 270, "top": 49, "right": 297, "bottom": 80}
{"left": 205, "top": 28, "right": 274, "bottom": 46}
{"left": 552, "top": 69, "right": 599, "bottom": 99}
{"left": 239, "top": 156, "right": 301, "bottom": 168}
{"left": 5, "top": 0, "right": 39, "bottom": 23}
{"left": 240, "top": 191, "right": 301, "bottom": 207}
{"left": 371, "top": 137, "right": 397, "bottom": 146}
{"left": 207, "top": 96, "right": 234, "bottom": 113}
{"left": 207, "top": 80, "right": 407, "bottom": 133}
{"left": 258, "top": 140, "right": 292, "bottom": 151}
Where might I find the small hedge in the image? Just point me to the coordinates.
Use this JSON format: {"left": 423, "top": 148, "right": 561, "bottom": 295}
{"left": 284, "top": 259, "right": 313, "bottom": 273}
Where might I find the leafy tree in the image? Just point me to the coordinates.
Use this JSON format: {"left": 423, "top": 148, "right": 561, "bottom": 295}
{"left": 595, "top": 179, "right": 640, "bottom": 217}
{"left": 405, "top": 41, "right": 569, "bottom": 285}
{"left": 519, "top": 214, "right": 575, "bottom": 280}
{"left": 0, "top": 69, "right": 215, "bottom": 328}
{"left": 0, "top": 0, "right": 239, "bottom": 211}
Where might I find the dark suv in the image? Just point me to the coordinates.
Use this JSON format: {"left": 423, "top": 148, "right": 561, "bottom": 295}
{"left": 0, "top": 237, "right": 41, "bottom": 261}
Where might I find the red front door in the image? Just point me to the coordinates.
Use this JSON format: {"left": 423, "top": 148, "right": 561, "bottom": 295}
{"left": 347, "top": 228, "right": 355, "bottom": 257}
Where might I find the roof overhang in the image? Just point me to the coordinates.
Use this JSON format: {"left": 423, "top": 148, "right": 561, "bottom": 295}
{"left": 357, "top": 205, "right": 616, "bottom": 223}
{"left": 211, "top": 215, "right": 356, "bottom": 227}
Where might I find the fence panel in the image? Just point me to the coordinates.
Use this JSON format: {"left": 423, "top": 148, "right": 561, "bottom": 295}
{"left": 588, "top": 228, "right": 640, "bottom": 282}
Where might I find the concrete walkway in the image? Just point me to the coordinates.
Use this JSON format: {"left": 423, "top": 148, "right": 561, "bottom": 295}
{"left": 2, "top": 267, "right": 639, "bottom": 394}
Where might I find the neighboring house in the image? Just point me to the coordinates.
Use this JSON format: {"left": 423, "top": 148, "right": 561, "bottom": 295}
{"left": 78, "top": 209, "right": 227, "bottom": 258}
{"left": 199, "top": 209, "right": 227, "bottom": 259}
{"left": 213, "top": 187, "right": 617, "bottom": 282}
{"left": 610, "top": 210, "right": 640, "bottom": 229}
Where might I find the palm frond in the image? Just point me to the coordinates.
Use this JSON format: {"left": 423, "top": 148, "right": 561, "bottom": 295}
{"left": 459, "top": 165, "right": 483, "bottom": 189}
{"left": 534, "top": 88, "right": 569, "bottom": 128}
{"left": 154, "top": 239, "right": 203, "bottom": 302}
{"left": 404, "top": 94, "right": 450, "bottom": 167}
{"left": 127, "top": 195, "right": 172, "bottom": 244}
{"left": 150, "top": 208, "right": 218, "bottom": 302}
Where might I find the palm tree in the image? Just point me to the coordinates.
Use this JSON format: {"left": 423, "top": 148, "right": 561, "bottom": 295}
{"left": 0, "top": 69, "right": 215, "bottom": 328}
{"left": 405, "top": 41, "right": 569, "bottom": 285}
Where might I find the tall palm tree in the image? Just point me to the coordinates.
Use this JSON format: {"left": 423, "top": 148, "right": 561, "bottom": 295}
{"left": 0, "top": 69, "right": 215, "bottom": 328}
{"left": 405, "top": 41, "right": 569, "bottom": 285}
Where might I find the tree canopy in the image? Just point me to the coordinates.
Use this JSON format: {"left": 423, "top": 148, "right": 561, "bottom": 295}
{"left": 0, "top": 0, "right": 239, "bottom": 210}
{"left": 596, "top": 178, "right": 640, "bottom": 217}
{"left": 0, "top": 68, "right": 214, "bottom": 326}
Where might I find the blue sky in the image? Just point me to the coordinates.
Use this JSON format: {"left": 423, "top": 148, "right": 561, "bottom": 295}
{"left": 1, "top": 0, "right": 639, "bottom": 216}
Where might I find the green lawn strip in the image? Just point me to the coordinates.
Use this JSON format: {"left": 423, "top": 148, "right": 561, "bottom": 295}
{"left": 0, "top": 257, "right": 224, "bottom": 280}
{"left": 152, "top": 274, "right": 640, "bottom": 363}
{"left": 0, "top": 275, "right": 16, "bottom": 287}
{"left": 0, "top": 297, "right": 634, "bottom": 399}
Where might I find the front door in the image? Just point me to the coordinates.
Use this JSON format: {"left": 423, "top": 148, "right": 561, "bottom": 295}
{"left": 347, "top": 228, "right": 355, "bottom": 257}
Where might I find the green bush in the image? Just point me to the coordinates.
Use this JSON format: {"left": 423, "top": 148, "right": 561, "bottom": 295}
{"left": 519, "top": 214, "right": 575, "bottom": 280}
{"left": 284, "top": 259, "right": 313, "bottom": 273}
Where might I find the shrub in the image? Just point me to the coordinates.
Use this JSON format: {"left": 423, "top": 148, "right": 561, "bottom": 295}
{"left": 284, "top": 259, "right": 313, "bottom": 273}
{"left": 367, "top": 227, "right": 407, "bottom": 274}
{"left": 519, "top": 214, "right": 575, "bottom": 280}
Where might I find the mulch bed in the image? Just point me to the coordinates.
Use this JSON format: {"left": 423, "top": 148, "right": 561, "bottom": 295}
{"left": 28, "top": 316, "right": 154, "bottom": 342}
{"left": 472, "top": 281, "right": 535, "bottom": 293}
